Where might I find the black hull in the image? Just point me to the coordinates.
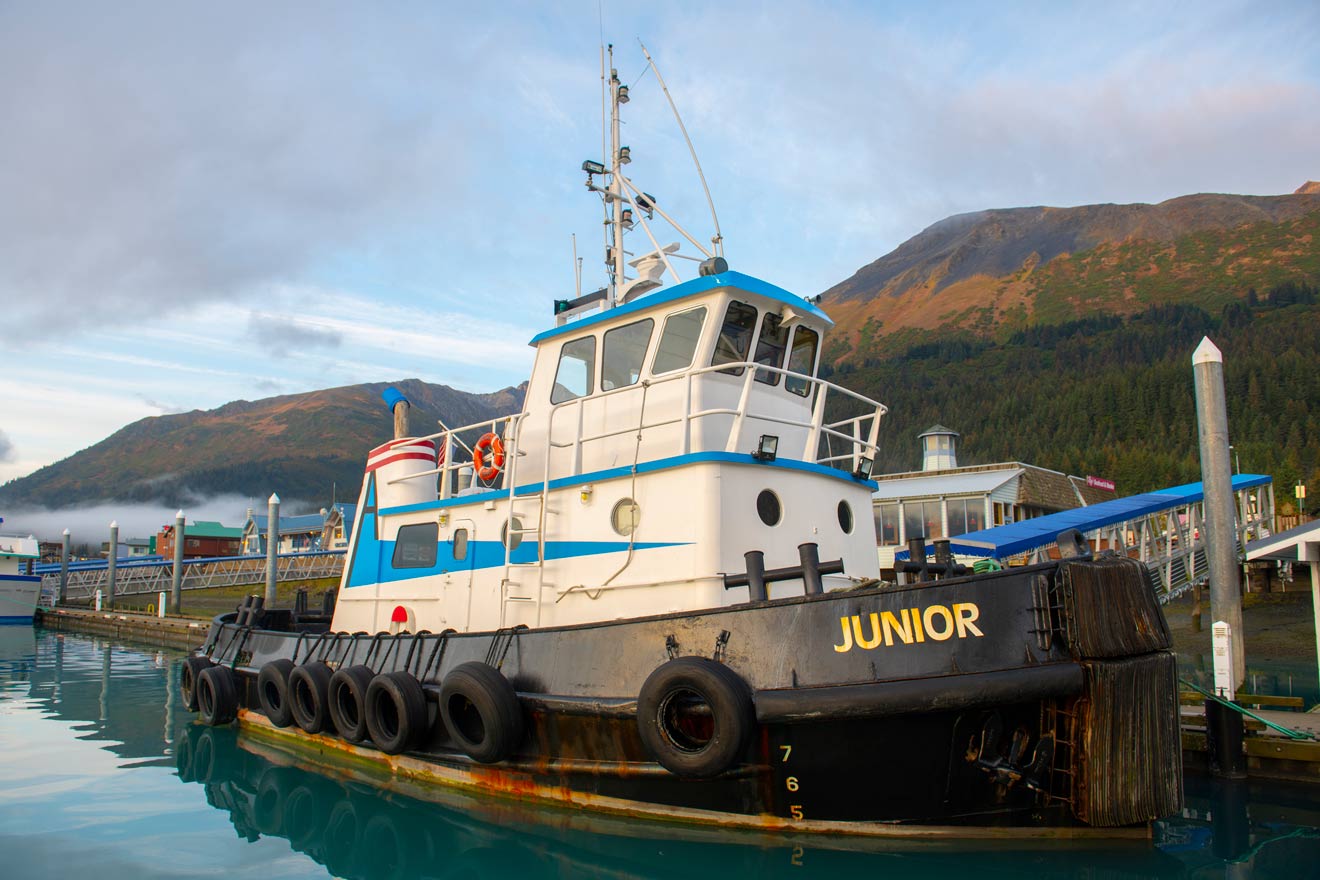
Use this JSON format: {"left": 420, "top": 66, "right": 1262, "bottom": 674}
{"left": 189, "top": 555, "right": 1183, "bottom": 832}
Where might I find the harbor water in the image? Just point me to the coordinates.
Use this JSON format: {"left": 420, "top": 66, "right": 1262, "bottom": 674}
{"left": 2, "top": 627, "right": 1317, "bottom": 879}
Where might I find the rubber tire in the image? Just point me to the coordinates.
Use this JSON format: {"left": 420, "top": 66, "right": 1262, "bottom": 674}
{"left": 180, "top": 655, "right": 213, "bottom": 712}
{"left": 322, "top": 799, "right": 361, "bottom": 877}
{"left": 257, "top": 659, "right": 297, "bottom": 728}
{"left": 366, "top": 671, "right": 429, "bottom": 755}
{"left": 328, "top": 665, "right": 375, "bottom": 742}
{"left": 283, "top": 784, "right": 327, "bottom": 849}
{"left": 253, "top": 766, "right": 294, "bottom": 835}
{"left": 636, "top": 656, "right": 753, "bottom": 778}
{"left": 438, "top": 661, "right": 524, "bottom": 764}
{"left": 289, "top": 661, "right": 334, "bottom": 734}
{"left": 197, "top": 665, "right": 239, "bottom": 726}
{"left": 193, "top": 728, "right": 218, "bottom": 783}
{"left": 175, "top": 727, "right": 198, "bottom": 782}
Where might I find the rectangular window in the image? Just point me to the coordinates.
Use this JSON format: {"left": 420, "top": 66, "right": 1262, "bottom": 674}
{"left": 965, "top": 501, "right": 984, "bottom": 534}
{"left": 874, "top": 502, "right": 900, "bottom": 545}
{"left": 902, "top": 503, "right": 925, "bottom": 542}
{"left": 452, "top": 528, "right": 468, "bottom": 561}
{"left": 785, "top": 327, "right": 819, "bottom": 397}
{"left": 710, "top": 301, "right": 758, "bottom": 375}
{"left": 752, "top": 312, "right": 789, "bottom": 386}
{"left": 652, "top": 306, "right": 706, "bottom": 374}
{"left": 947, "top": 499, "right": 968, "bottom": 537}
{"left": 601, "top": 318, "right": 654, "bottom": 391}
{"left": 551, "top": 336, "right": 596, "bottom": 403}
{"left": 924, "top": 501, "right": 944, "bottom": 540}
{"left": 392, "top": 522, "right": 438, "bottom": 568}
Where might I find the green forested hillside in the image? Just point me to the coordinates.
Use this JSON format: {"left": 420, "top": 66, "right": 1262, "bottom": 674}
{"left": 829, "top": 281, "right": 1320, "bottom": 506}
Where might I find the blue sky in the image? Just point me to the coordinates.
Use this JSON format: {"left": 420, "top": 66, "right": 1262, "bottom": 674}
{"left": 1, "top": 0, "right": 1318, "bottom": 494}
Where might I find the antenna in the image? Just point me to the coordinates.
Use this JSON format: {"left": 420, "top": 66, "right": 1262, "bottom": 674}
{"left": 639, "top": 41, "right": 724, "bottom": 257}
{"left": 572, "top": 233, "right": 582, "bottom": 297}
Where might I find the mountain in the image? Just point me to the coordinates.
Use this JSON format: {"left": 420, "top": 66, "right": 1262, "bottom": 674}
{"left": 0, "top": 380, "right": 525, "bottom": 509}
{"left": 822, "top": 191, "right": 1320, "bottom": 358}
{"left": 821, "top": 185, "right": 1320, "bottom": 503}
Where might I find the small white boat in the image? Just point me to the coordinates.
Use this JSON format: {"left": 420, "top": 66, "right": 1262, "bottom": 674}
{"left": 0, "top": 532, "right": 41, "bottom": 625}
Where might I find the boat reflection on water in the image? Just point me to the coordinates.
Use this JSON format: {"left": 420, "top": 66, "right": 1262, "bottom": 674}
{"left": 174, "top": 723, "right": 1192, "bottom": 880}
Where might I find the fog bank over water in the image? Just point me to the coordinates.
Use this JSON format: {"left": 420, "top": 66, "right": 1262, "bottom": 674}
{"left": 0, "top": 494, "right": 318, "bottom": 544}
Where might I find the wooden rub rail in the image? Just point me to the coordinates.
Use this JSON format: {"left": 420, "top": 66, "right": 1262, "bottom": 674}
{"left": 36, "top": 607, "right": 209, "bottom": 651}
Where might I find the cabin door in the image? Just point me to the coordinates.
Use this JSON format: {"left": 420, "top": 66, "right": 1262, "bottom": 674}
{"left": 443, "top": 518, "right": 476, "bottom": 631}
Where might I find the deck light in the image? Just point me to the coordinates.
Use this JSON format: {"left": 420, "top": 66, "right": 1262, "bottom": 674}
{"left": 853, "top": 457, "right": 875, "bottom": 480}
{"left": 699, "top": 256, "right": 728, "bottom": 276}
{"left": 582, "top": 160, "right": 606, "bottom": 175}
{"left": 621, "top": 208, "right": 634, "bottom": 229}
{"left": 752, "top": 434, "right": 779, "bottom": 462}
{"left": 619, "top": 146, "right": 632, "bottom": 164}
{"left": 617, "top": 84, "right": 630, "bottom": 103}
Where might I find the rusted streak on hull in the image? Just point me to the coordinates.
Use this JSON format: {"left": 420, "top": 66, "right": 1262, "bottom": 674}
{"left": 235, "top": 709, "right": 1152, "bottom": 843}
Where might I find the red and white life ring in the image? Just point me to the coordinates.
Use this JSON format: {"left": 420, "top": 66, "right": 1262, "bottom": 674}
{"left": 473, "top": 432, "right": 506, "bottom": 482}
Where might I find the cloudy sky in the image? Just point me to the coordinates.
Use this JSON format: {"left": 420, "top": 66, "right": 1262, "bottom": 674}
{"left": 1, "top": 0, "right": 1317, "bottom": 493}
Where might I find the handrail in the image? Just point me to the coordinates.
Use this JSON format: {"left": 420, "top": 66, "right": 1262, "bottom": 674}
{"left": 384, "top": 360, "right": 887, "bottom": 496}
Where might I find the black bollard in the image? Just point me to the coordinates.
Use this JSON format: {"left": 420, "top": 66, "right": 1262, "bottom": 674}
{"left": 744, "top": 550, "right": 768, "bottom": 602}
{"left": 1205, "top": 699, "right": 1247, "bottom": 779}
{"left": 798, "top": 543, "right": 823, "bottom": 595}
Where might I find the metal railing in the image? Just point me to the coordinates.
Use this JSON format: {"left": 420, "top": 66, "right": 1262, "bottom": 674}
{"left": 393, "top": 359, "right": 887, "bottom": 499}
{"left": 43, "top": 551, "right": 345, "bottom": 601}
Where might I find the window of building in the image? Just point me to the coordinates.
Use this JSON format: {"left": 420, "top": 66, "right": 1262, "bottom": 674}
{"left": 601, "top": 319, "right": 654, "bottom": 391}
{"left": 785, "top": 327, "right": 819, "bottom": 397}
{"left": 874, "top": 503, "right": 900, "bottom": 545}
{"left": 392, "top": 523, "right": 438, "bottom": 568}
{"left": 710, "top": 301, "right": 758, "bottom": 375}
{"left": 902, "top": 500, "right": 943, "bottom": 541}
{"left": 551, "top": 336, "right": 596, "bottom": 403}
{"left": 752, "top": 312, "right": 789, "bottom": 385}
{"left": 186, "top": 538, "right": 200, "bottom": 549}
{"left": 947, "top": 498, "right": 985, "bottom": 537}
{"left": 652, "top": 306, "right": 706, "bottom": 374}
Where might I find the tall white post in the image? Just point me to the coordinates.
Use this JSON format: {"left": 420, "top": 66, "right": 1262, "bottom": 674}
{"left": 1192, "top": 337, "right": 1244, "bottom": 690}
{"left": 59, "top": 528, "right": 70, "bottom": 605}
{"left": 265, "top": 493, "right": 280, "bottom": 607}
{"left": 106, "top": 520, "right": 118, "bottom": 610}
{"left": 170, "top": 510, "right": 185, "bottom": 615}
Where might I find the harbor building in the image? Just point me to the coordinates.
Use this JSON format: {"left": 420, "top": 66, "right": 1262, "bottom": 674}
{"left": 241, "top": 509, "right": 325, "bottom": 554}
{"left": 872, "top": 424, "right": 1109, "bottom": 572}
{"left": 156, "top": 520, "right": 244, "bottom": 559}
{"left": 320, "top": 503, "right": 357, "bottom": 551}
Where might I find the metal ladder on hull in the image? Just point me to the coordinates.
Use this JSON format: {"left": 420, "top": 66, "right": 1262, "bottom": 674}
{"left": 498, "top": 417, "right": 551, "bottom": 627}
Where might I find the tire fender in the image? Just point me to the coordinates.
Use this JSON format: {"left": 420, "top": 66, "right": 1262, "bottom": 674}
{"left": 438, "top": 661, "right": 524, "bottom": 763}
{"left": 329, "top": 665, "right": 375, "bottom": 742}
{"left": 366, "top": 671, "right": 429, "bottom": 755}
{"left": 636, "top": 656, "right": 753, "bottom": 778}
{"left": 180, "top": 655, "right": 213, "bottom": 712}
{"left": 288, "top": 661, "right": 334, "bottom": 734}
{"left": 257, "top": 659, "right": 297, "bottom": 728}
{"left": 197, "top": 665, "right": 239, "bottom": 726}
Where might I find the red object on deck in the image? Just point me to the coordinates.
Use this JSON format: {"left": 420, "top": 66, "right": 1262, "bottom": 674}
{"left": 391, "top": 605, "right": 409, "bottom": 623}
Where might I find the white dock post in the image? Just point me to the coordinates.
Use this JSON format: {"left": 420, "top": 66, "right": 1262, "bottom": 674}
{"left": 157, "top": 592, "right": 167, "bottom": 619}
{"left": 59, "top": 528, "right": 70, "bottom": 605}
{"left": 1192, "top": 338, "right": 1244, "bottom": 690}
{"left": 265, "top": 493, "right": 280, "bottom": 607}
{"left": 106, "top": 521, "right": 118, "bottom": 610}
{"left": 170, "top": 510, "right": 185, "bottom": 615}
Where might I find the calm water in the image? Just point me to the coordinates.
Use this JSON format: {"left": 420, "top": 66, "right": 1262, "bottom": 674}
{"left": 2, "top": 628, "right": 1318, "bottom": 880}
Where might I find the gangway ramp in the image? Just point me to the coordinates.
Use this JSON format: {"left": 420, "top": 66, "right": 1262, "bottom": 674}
{"left": 898, "top": 474, "right": 1273, "bottom": 602}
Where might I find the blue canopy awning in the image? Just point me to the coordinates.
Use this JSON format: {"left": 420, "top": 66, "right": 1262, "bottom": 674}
{"left": 896, "top": 473, "right": 1272, "bottom": 560}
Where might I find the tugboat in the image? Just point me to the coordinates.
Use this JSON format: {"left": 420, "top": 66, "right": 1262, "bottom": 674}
{"left": 182, "top": 47, "right": 1182, "bottom": 835}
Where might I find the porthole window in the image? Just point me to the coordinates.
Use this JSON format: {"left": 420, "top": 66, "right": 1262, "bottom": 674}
{"left": 500, "top": 517, "right": 524, "bottom": 550}
{"left": 611, "top": 498, "right": 641, "bottom": 536}
{"left": 837, "top": 500, "right": 854, "bottom": 534}
{"left": 756, "top": 490, "right": 781, "bottom": 527}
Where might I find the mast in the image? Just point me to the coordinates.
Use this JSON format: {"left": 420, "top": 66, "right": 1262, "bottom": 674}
{"left": 608, "top": 46, "right": 625, "bottom": 307}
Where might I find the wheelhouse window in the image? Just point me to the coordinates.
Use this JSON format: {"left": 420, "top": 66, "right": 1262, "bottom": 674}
{"left": 651, "top": 306, "right": 706, "bottom": 374}
{"left": 710, "top": 301, "right": 758, "bottom": 375}
{"left": 785, "top": 327, "right": 819, "bottom": 397}
{"left": 551, "top": 336, "right": 596, "bottom": 403}
{"left": 392, "top": 522, "right": 438, "bottom": 568}
{"left": 753, "top": 313, "right": 789, "bottom": 386}
{"left": 601, "top": 318, "right": 654, "bottom": 391}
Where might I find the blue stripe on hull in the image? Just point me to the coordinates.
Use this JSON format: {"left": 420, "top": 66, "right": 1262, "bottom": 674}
{"left": 347, "top": 535, "right": 687, "bottom": 588}
{"left": 0, "top": 615, "right": 36, "bottom": 624}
